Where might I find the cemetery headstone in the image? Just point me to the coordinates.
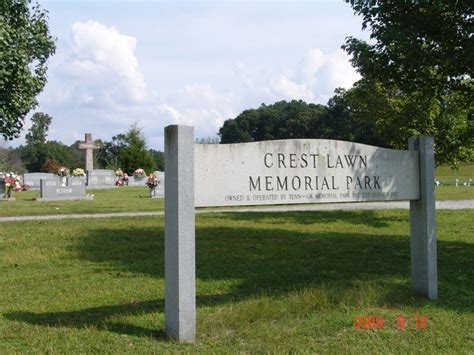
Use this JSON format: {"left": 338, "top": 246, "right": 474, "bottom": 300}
{"left": 70, "top": 176, "right": 87, "bottom": 184}
{"left": 164, "top": 125, "right": 438, "bottom": 343}
{"left": 37, "top": 178, "right": 93, "bottom": 201}
{"left": 0, "top": 182, "right": 5, "bottom": 199}
{"left": 127, "top": 176, "right": 148, "bottom": 186}
{"left": 23, "top": 172, "right": 56, "bottom": 191}
{"left": 86, "top": 169, "right": 116, "bottom": 189}
{"left": 79, "top": 133, "right": 100, "bottom": 172}
{"left": 149, "top": 172, "right": 164, "bottom": 198}
{"left": 151, "top": 171, "right": 165, "bottom": 198}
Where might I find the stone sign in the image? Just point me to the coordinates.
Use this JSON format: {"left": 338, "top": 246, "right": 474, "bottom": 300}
{"left": 23, "top": 172, "right": 56, "bottom": 190}
{"left": 163, "top": 125, "right": 438, "bottom": 343}
{"left": 195, "top": 140, "right": 420, "bottom": 207}
{"left": 37, "top": 178, "right": 93, "bottom": 201}
{"left": 86, "top": 169, "right": 116, "bottom": 189}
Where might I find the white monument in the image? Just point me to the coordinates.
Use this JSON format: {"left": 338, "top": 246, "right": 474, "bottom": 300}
{"left": 164, "top": 125, "right": 437, "bottom": 342}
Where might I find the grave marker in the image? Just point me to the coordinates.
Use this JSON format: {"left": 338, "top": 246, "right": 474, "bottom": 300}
{"left": 23, "top": 172, "right": 56, "bottom": 190}
{"left": 127, "top": 176, "right": 147, "bottom": 186}
{"left": 150, "top": 171, "right": 165, "bottom": 198}
{"left": 86, "top": 169, "right": 116, "bottom": 189}
{"left": 79, "top": 133, "right": 100, "bottom": 172}
{"left": 37, "top": 178, "right": 93, "bottom": 201}
{"left": 164, "top": 125, "right": 437, "bottom": 342}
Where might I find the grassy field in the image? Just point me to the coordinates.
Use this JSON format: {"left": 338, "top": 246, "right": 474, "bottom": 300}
{"left": 436, "top": 163, "right": 473, "bottom": 184}
{"left": 0, "top": 187, "right": 164, "bottom": 217}
{"left": 434, "top": 185, "right": 473, "bottom": 200}
{"left": 1, "top": 184, "right": 472, "bottom": 218}
{"left": 1, "top": 210, "right": 472, "bottom": 353}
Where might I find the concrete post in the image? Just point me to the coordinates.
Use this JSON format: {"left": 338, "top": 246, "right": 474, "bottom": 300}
{"left": 164, "top": 125, "right": 196, "bottom": 341}
{"left": 409, "top": 137, "right": 438, "bottom": 299}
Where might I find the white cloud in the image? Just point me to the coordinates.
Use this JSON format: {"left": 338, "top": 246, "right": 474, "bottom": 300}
{"left": 29, "top": 22, "right": 359, "bottom": 151}
{"left": 64, "top": 20, "right": 149, "bottom": 105}
{"left": 4, "top": 1, "right": 368, "bottom": 151}
{"left": 270, "top": 74, "right": 315, "bottom": 102}
{"left": 305, "top": 48, "right": 326, "bottom": 78}
{"left": 160, "top": 84, "right": 239, "bottom": 138}
{"left": 268, "top": 48, "right": 360, "bottom": 104}
{"left": 39, "top": 21, "right": 237, "bottom": 146}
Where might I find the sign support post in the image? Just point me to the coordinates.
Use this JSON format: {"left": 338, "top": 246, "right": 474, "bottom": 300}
{"left": 164, "top": 125, "right": 196, "bottom": 341}
{"left": 409, "top": 136, "right": 438, "bottom": 299}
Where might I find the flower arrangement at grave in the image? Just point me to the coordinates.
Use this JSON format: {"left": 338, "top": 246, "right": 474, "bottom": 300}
{"left": 72, "top": 168, "right": 85, "bottom": 177}
{"left": 57, "top": 167, "right": 70, "bottom": 177}
{"left": 146, "top": 173, "right": 159, "bottom": 189}
{"left": 133, "top": 168, "right": 146, "bottom": 178}
{"left": 115, "top": 168, "right": 129, "bottom": 186}
{"left": 1, "top": 172, "right": 25, "bottom": 198}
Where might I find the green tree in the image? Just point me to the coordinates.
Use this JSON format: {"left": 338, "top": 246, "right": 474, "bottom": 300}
{"left": 343, "top": 0, "right": 472, "bottom": 94}
{"left": 96, "top": 134, "right": 126, "bottom": 170}
{"left": 44, "top": 140, "right": 82, "bottom": 168}
{"left": 219, "top": 100, "right": 328, "bottom": 143}
{"left": 68, "top": 140, "right": 86, "bottom": 168}
{"left": 328, "top": 81, "right": 473, "bottom": 165}
{"left": 0, "top": 0, "right": 56, "bottom": 139}
{"left": 120, "top": 125, "right": 156, "bottom": 174}
{"left": 20, "top": 111, "right": 51, "bottom": 171}
{"left": 324, "top": 87, "right": 386, "bottom": 147}
{"left": 0, "top": 144, "right": 26, "bottom": 173}
{"left": 149, "top": 149, "right": 164, "bottom": 171}
{"left": 343, "top": 0, "right": 473, "bottom": 166}
{"left": 218, "top": 99, "right": 385, "bottom": 145}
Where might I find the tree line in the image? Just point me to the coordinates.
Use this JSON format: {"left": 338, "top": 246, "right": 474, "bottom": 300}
{"left": 219, "top": 96, "right": 385, "bottom": 147}
{"left": 0, "top": 112, "right": 164, "bottom": 174}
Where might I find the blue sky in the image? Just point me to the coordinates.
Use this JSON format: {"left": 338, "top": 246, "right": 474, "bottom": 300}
{"left": 13, "top": 0, "right": 369, "bottom": 150}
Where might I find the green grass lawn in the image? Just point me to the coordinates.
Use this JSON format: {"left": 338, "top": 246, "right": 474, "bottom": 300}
{"left": 436, "top": 163, "right": 473, "bottom": 185}
{"left": 1, "top": 184, "right": 472, "bottom": 218}
{"left": 0, "top": 187, "right": 164, "bottom": 217}
{"left": 434, "top": 163, "right": 473, "bottom": 200}
{"left": 435, "top": 185, "right": 473, "bottom": 200}
{"left": 1, "top": 210, "right": 472, "bottom": 353}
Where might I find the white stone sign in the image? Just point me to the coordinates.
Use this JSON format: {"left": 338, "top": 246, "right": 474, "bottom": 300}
{"left": 163, "top": 125, "right": 437, "bottom": 343}
{"left": 195, "top": 140, "right": 420, "bottom": 207}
